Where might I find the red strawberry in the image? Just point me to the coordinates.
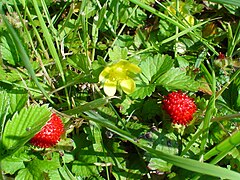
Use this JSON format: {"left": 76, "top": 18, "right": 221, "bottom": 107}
{"left": 30, "top": 113, "right": 64, "bottom": 148}
{"left": 162, "top": 91, "right": 197, "bottom": 125}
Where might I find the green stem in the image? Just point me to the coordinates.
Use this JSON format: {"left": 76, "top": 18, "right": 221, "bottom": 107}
{"left": 211, "top": 113, "right": 240, "bottom": 122}
{"left": 200, "top": 70, "right": 216, "bottom": 158}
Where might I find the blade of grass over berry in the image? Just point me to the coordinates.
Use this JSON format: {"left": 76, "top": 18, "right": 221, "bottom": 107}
{"left": 31, "top": 1, "right": 70, "bottom": 107}
{"left": 129, "top": 0, "right": 218, "bottom": 55}
{"left": 208, "top": 0, "right": 240, "bottom": 7}
{"left": 0, "top": 6, "right": 54, "bottom": 104}
{"left": 84, "top": 110, "right": 240, "bottom": 179}
{"left": 204, "top": 130, "right": 240, "bottom": 162}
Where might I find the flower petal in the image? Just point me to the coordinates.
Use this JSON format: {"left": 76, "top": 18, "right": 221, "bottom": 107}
{"left": 120, "top": 79, "right": 136, "bottom": 94}
{"left": 127, "top": 63, "right": 141, "bottom": 74}
{"left": 104, "top": 79, "right": 117, "bottom": 96}
{"left": 99, "top": 66, "right": 111, "bottom": 82}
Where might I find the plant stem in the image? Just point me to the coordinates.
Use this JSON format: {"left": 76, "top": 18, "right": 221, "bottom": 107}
{"left": 211, "top": 113, "right": 240, "bottom": 122}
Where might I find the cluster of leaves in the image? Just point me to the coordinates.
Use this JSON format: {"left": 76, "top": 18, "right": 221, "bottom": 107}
{"left": 0, "top": 0, "right": 240, "bottom": 179}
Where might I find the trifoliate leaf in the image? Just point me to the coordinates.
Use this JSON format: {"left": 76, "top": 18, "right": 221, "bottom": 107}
{"left": 156, "top": 68, "right": 199, "bottom": 91}
{"left": 15, "top": 153, "right": 61, "bottom": 180}
{"left": 140, "top": 54, "right": 173, "bottom": 82}
{"left": 109, "top": 46, "right": 128, "bottom": 61}
{"left": 130, "top": 81, "right": 155, "bottom": 99}
{"left": 2, "top": 104, "right": 51, "bottom": 154}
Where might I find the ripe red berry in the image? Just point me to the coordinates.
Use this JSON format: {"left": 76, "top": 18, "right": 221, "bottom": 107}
{"left": 30, "top": 113, "right": 64, "bottom": 148}
{"left": 162, "top": 91, "right": 197, "bottom": 125}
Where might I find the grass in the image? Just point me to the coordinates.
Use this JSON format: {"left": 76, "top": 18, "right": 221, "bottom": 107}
{"left": 0, "top": 0, "right": 240, "bottom": 179}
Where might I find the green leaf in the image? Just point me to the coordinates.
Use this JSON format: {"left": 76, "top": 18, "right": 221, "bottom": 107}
{"left": 0, "top": 66, "right": 25, "bottom": 83}
{"left": 0, "top": 33, "right": 20, "bottom": 66}
{"left": 130, "top": 54, "right": 174, "bottom": 99}
{"left": 222, "top": 77, "right": 240, "bottom": 111}
{"left": 1, "top": 156, "right": 25, "bottom": 175}
{"left": 156, "top": 68, "right": 199, "bottom": 91}
{"left": 0, "top": 90, "right": 10, "bottom": 129}
{"left": 115, "top": 34, "right": 134, "bottom": 48}
{"left": 130, "top": 82, "right": 155, "bottom": 99}
{"left": 72, "top": 159, "right": 101, "bottom": 178}
{"left": 48, "top": 169, "right": 62, "bottom": 180}
{"left": 66, "top": 54, "right": 90, "bottom": 73}
{"left": 1, "top": 104, "right": 51, "bottom": 154}
{"left": 16, "top": 152, "right": 61, "bottom": 180}
{"left": 7, "top": 89, "right": 28, "bottom": 115}
{"left": 1, "top": 146, "right": 31, "bottom": 175}
{"left": 16, "top": 169, "right": 33, "bottom": 180}
{"left": 108, "top": 46, "right": 128, "bottom": 61}
{"left": 140, "top": 54, "right": 174, "bottom": 82}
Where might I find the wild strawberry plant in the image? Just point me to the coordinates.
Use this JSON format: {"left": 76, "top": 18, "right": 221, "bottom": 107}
{"left": 0, "top": 0, "right": 240, "bottom": 179}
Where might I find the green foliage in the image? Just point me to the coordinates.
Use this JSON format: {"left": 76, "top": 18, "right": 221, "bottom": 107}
{"left": 0, "top": 0, "right": 240, "bottom": 179}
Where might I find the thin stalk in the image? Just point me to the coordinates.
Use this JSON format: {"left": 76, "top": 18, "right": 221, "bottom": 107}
{"left": 174, "top": 0, "right": 179, "bottom": 58}
{"left": 227, "top": 19, "right": 240, "bottom": 57}
{"left": 211, "top": 113, "right": 240, "bottom": 122}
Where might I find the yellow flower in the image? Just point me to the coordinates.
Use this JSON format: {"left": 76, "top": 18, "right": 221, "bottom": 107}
{"left": 99, "top": 60, "right": 141, "bottom": 96}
